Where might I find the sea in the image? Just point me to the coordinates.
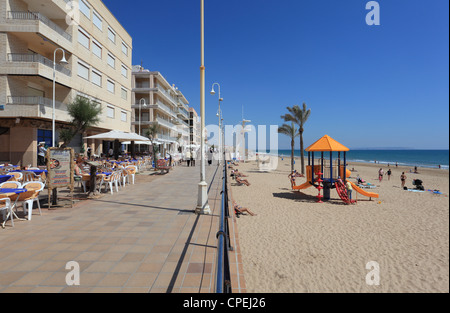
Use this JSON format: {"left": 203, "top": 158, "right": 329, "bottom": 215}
{"left": 273, "top": 150, "right": 449, "bottom": 170}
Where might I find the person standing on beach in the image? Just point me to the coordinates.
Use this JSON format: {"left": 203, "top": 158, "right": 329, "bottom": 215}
{"left": 378, "top": 168, "right": 384, "bottom": 182}
{"left": 346, "top": 180, "right": 353, "bottom": 200}
{"left": 387, "top": 168, "right": 392, "bottom": 181}
{"left": 401, "top": 172, "right": 407, "bottom": 188}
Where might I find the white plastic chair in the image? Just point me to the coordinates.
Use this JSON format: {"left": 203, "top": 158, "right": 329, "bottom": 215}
{"left": 101, "top": 171, "right": 119, "bottom": 195}
{"left": 21, "top": 182, "right": 45, "bottom": 220}
{"left": 0, "top": 181, "right": 22, "bottom": 189}
{"left": 22, "top": 171, "right": 40, "bottom": 183}
{"left": 126, "top": 166, "right": 137, "bottom": 185}
{"left": 1, "top": 197, "right": 14, "bottom": 228}
{"left": 120, "top": 168, "right": 130, "bottom": 186}
{"left": 6, "top": 172, "right": 23, "bottom": 182}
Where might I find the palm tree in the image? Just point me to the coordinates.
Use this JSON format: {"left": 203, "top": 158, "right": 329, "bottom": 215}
{"left": 278, "top": 122, "right": 299, "bottom": 173}
{"left": 60, "top": 96, "right": 102, "bottom": 147}
{"left": 145, "top": 122, "right": 160, "bottom": 167}
{"left": 281, "top": 103, "right": 311, "bottom": 175}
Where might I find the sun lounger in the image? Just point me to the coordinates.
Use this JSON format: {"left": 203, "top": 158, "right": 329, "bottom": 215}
{"left": 156, "top": 159, "right": 172, "bottom": 174}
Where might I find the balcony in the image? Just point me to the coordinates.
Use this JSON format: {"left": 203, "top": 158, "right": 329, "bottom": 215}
{"left": 156, "top": 117, "right": 177, "bottom": 130}
{"left": 157, "top": 134, "right": 178, "bottom": 142}
{"left": 7, "top": 53, "right": 71, "bottom": 77}
{"left": 7, "top": 11, "right": 72, "bottom": 42}
{"left": 3, "top": 96, "right": 66, "bottom": 119}
{"left": 152, "top": 101, "right": 177, "bottom": 118}
{"left": 7, "top": 96, "right": 64, "bottom": 107}
{"left": 153, "top": 84, "right": 178, "bottom": 106}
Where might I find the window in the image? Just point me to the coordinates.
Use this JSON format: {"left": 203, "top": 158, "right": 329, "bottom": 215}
{"left": 107, "top": 79, "right": 115, "bottom": 94}
{"left": 121, "top": 87, "right": 127, "bottom": 100}
{"left": 78, "top": 28, "right": 90, "bottom": 49}
{"left": 93, "top": 10, "right": 102, "bottom": 30}
{"left": 121, "top": 111, "right": 127, "bottom": 122}
{"left": 77, "top": 61, "right": 89, "bottom": 80}
{"left": 91, "top": 69, "right": 102, "bottom": 87}
{"left": 107, "top": 106, "right": 115, "bottom": 118}
{"left": 38, "top": 129, "right": 52, "bottom": 148}
{"left": 79, "top": 0, "right": 91, "bottom": 19}
{"left": 107, "top": 53, "right": 115, "bottom": 68}
{"left": 122, "top": 42, "right": 128, "bottom": 56}
{"left": 108, "top": 27, "right": 116, "bottom": 43}
{"left": 92, "top": 39, "right": 102, "bottom": 58}
{"left": 121, "top": 65, "right": 128, "bottom": 78}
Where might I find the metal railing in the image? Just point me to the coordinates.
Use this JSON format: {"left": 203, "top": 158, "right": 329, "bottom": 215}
{"left": 8, "top": 11, "right": 72, "bottom": 42}
{"left": 8, "top": 53, "right": 71, "bottom": 76}
{"left": 7, "top": 96, "right": 64, "bottom": 107}
{"left": 215, "top": 162, "right": 233, "bottom": 293}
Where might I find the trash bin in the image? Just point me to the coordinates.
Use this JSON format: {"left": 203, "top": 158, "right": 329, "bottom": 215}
{"left": 323, "top": 182, "right": 331, "bottom": 201}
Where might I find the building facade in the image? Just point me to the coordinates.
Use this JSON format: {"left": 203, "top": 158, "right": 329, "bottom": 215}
{"left": 189, "top": 107, "right": 200, "bottom": 148}
{"left": 0, "top": 0, "right": 132, "bottom": 166}
{"left": 131, "top": 65, "right": 191, "bottom": 155}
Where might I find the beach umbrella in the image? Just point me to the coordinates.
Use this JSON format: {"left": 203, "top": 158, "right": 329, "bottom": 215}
{"left": 84, "top": 130, "right": 149, "bottom": 142}
{"left": 84, "top": 131, "right": 150, "bottom": 159}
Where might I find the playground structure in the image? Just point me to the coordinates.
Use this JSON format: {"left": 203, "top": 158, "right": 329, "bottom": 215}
{"left": 290, "top": 135, "right": 379, "bottom": 204}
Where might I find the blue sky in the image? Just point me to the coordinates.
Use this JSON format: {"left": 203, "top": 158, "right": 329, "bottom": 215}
{"left": 104, "top": 0, "right": 449, "bottom": 149}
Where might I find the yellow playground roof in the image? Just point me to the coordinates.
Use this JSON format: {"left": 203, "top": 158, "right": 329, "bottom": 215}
{"left": 306, "top": 135, "right": 350, "bottom": 152}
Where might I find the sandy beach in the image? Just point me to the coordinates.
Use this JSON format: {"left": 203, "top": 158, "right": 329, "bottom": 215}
{"left": 229, "top": 158, "right": 449, "bottom": 293}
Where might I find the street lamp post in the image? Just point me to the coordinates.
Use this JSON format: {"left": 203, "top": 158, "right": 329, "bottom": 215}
{"left": 210, "top": 83, "right": 223, "bottom": 165}
{"left": 196, "top": 0, "right": 211, "bottom": 215}
{"left": 52, "top": 48, "right": 68, "bottom": 148}
{"left": 138, "top": 98, "right": 147, "bottom": 154}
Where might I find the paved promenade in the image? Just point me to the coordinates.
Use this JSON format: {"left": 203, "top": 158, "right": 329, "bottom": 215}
{"left": 0, "top": 163, "right": 245, "bottom": 293}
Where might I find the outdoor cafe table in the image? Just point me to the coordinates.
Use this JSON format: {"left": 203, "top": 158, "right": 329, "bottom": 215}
{"left": 0, "top": 188, "right": 28, "bottom": 228}
{"left": 12, "top": 170, "right": 47, "bottom": 175}
{"left": 0, "top": 175, "right": 11, "bottom": 184}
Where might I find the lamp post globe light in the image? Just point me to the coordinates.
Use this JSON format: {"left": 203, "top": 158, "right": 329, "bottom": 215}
{"left": 210, "top": 83, "right": 223, "bottom": 165}
{"left": 196, "top": 0, "right": 211, "bottom": 215}
{"left": 139, "top": 98, "right": 147, "bottom": 136}
{"left": 52, "top": 48, "right": 68, "bottom": 148}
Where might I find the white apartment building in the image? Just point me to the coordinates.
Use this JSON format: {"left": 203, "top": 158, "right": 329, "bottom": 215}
{"left": 0, "top": 0, "right": 132, "bottom": 166}
{"left": 132, "top": 65, "right": 191, "bottom": 155}
{"left": 189, "top": 107, "right": 200, "bottom": 147}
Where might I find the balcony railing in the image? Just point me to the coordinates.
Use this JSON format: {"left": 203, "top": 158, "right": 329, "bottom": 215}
{"left": 8, "top": 11, "right": 72, "bottom": 42}
{"left": 8, "top": 53, "right": 72, "bottom": 76}
{"left": 157, "top": 134, "right": 178, "bottom": 142}
{"left": 7, "top": 96, "right": 64, "bottom": 107}
{"left": 154, "top": 101, "right": 177, "bottom": 117}
{"left": 156, "top": 117, "right": 176, "bottom": 129}
{"left": 135, "top": 82, "right": 151, "bottom": 89}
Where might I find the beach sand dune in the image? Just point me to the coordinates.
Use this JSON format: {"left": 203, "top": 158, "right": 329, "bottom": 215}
{"left": 230, "top": 159, "right": 449, "bottom": 293}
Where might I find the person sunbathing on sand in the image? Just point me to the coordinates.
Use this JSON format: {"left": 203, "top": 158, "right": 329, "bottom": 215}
{"left": 233, "top": 170, "right": 247, "bottom": 177}
{"left": 233, "top": 201, "right": 256, "bottom": 216}
{"left": 235, "top": 176, "right": 251, "bottom": 186}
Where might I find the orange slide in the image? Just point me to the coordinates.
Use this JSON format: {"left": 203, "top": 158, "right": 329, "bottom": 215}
{"left": 348, "top": 181, "right": 379, "bottom": 199}
{"left": 293, "top": 182, "right": 313, "bottom": 191}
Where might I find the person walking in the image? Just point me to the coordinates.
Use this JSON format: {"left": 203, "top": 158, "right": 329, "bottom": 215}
{"left": 208, "top": 148, "right": 213, "bottom": 166}
{"left": 378, "top": 168, "right": 384, "bottom": 182}
{"left": 87, "top": 146, "right": 92, "bottom": 160}
{"left": 38, "top": 142, "right": 47, "bottom": 166}
{"left": 387, "top": 168, "right": 392, "bottom": 181}
{"left": 185, "top": 150, "right": 191, "bottom": 167}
